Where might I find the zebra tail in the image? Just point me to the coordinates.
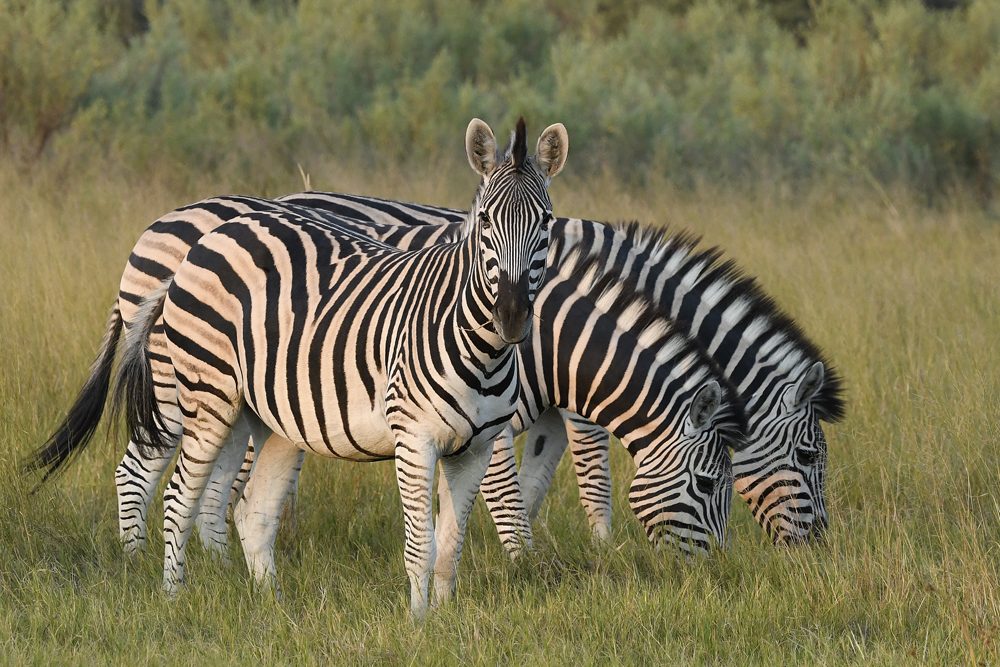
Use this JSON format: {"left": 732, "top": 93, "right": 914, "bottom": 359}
{"left": 24, "top": 300, "right": 123, "bottom": 483}
{"left": 110, "top": 281, "right": 174, "bottom": 456}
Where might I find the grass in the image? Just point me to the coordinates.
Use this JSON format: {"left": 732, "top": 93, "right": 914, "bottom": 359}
{"left": 1, "top": 161, "right": 998, "bottom": 665}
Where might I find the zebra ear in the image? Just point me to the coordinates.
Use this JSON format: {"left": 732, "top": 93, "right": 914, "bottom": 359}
{"left": 535, "top": 123, "right": 569, "bottom": 180}
{"left": 785, "top": 361, "right": 825, "bottom": 411}
{"left": 686, "top": 380, "right": 722, "bottom": 435}
{"left": 466, "top": 118, "right": 497, "bottom": 178}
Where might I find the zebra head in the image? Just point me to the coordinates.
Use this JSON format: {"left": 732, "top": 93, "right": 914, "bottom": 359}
{"left": 735, "top": 360, "right": 842, "bottom": 544}
{"left": 628, "top": 378, "right": 746, "bottom": 555}
{"left": 465, "top": 117, "right": 569, "bottom": 343}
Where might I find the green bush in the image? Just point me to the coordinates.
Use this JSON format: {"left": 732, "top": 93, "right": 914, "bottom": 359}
{"left": 2, "top": 0, "right": 999, "bottom": 197}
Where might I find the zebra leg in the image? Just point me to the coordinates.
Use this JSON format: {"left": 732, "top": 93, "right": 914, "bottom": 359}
{"left": 232, "top": 432, "right": 302, "bottom": 591}
{"left": 116, "top": 438, "right": 176, "bottom": 555}
{"left": 393, "top": 441, "right": 439, "bottom": 619}
{"left": 194, "top": 414, "right": 253, "bottom": 561}
{"left": 565, "top": 415, "right": 614, "bottom": 541}
{"left": 432, "top": 437, "right": 494, "bottom": 606}
{"left": 228, "top": 438, "right": 256, "bottom": 511}
{"left": 479, "top": 427, "right": 533, "bottom": 559}
{"left": 162, "top": 404, "right": 238, "bottom": 596}
{"left": 517, "top": 407, "right": 569, "bottom": 518}
{"left": 228, "top": 438, "right": 304, "bottom": 537}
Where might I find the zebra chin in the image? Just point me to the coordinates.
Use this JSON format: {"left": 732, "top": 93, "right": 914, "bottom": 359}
{"left": 491, "top": 311, "right": 532, "bottom": 344}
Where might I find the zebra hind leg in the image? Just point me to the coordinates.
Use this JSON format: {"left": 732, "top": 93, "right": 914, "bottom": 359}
{"left": 232, "top": 431, "right": 302, "bottom": 596}
{"left": 433, "top": 436, "right": 495, "bottom": 606}
{"left": 195, "top": 413, "right": 254, "bottom": 562}
{"left": 565, "top": 416, "right": 614, "bottom": 542}
{"left": 478, "top": 427, "right": 533, "bottom": 559}
{"left": 162, "top": 400, "right": 239, "bottom": 596}
{"left": 116, "top": 437, "right": 177, "bottom": 555}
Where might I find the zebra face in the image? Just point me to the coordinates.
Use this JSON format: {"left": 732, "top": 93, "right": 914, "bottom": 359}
{"left": 466, "top": 118, "right": 568, "bottom": 344}
{"left": 628, "top": 380, "right": 737, "bottom": 555}
{"left": 734, "top": 361, "right": 829, "bottom": 544}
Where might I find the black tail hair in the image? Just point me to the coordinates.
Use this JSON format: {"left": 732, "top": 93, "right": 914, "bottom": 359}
{"left": 24, "top": 301, "right": 123, "bottom": 483}
{"left": 109, "top": 282, "right": 175, "bottom": 455}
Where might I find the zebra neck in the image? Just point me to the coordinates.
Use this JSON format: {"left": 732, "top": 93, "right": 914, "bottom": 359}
{"left": 450, "top": 229, "right": 510, "bottom": 358}
{"left": 525, "top": 276, "right": 688, "bottom": 460}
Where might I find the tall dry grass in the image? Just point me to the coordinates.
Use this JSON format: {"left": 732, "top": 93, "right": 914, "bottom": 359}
{"left": 1, "top": 161, "right": 997, "bottom": 664}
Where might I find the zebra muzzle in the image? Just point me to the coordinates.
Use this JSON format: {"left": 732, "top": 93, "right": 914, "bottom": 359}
{"left": 492, "top": 271, "right": 533, "bottom": 344}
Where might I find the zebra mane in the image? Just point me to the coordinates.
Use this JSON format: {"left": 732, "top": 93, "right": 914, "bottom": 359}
{"left": 556, "top": 248, "right": 749, "bottom": 452}
{"left": 611, "top": 220, "right": 846, "bottom": 423}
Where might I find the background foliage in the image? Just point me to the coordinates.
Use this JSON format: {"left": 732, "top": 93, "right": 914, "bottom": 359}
{"left": 3, "top": 0, "right": 1000, "bottom": 197}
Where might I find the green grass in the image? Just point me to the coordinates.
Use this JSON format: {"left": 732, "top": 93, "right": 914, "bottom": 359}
{"left": 1, "top": 162, "right": 998, "bottom": 665}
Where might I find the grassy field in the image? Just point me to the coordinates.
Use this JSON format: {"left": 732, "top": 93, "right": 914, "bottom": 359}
{"left": 1, "top": 162, "right": 998, "bottom": 665}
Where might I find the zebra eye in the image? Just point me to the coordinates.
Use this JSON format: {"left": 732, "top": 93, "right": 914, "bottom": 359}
{"left": 479, "top": 212, "right": 492, "bottom": 230}
{"left": 796, "top": 447, "right": 819, "bottom": 467}
{"left": 695, "top": 473, "right": 716, "bottom": 495}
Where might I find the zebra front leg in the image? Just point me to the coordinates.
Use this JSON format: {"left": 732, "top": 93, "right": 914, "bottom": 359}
{"left": 393, "top": 440, "right": 439, "bottom": 619}
{"left": 433, "top": 438, "right": 494, "bottom": 606}
{"left": 116, "top": 438, "right": 176, "bottom": 555}
{"left": 195, "top": 414, "right": 253, "bottom": 561}
{"left": 232, "top": 432, "right": 302, "bottom": 592}
{"left": 479, "top": 427, "right": 533, "bottom": 559}
{"left": 565, "top": 415, "right": 614, "bottom": 542}
{"left": 518, "top": 407, "right": 569, "bottom": 519}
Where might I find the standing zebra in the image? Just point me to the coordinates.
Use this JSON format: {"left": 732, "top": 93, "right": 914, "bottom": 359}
{"left": 114, "top": 118, "right": 567, "bottom": 614}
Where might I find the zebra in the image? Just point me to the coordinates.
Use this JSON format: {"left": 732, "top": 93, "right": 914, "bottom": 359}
{"left": 36, "top": 118, "right": 571, "bottom": 616}
{"left": 26, "top": 189, "right": 754, "bottom": 580}
{"left": 29, "top": 190, "right": 840, "bottom": 559}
